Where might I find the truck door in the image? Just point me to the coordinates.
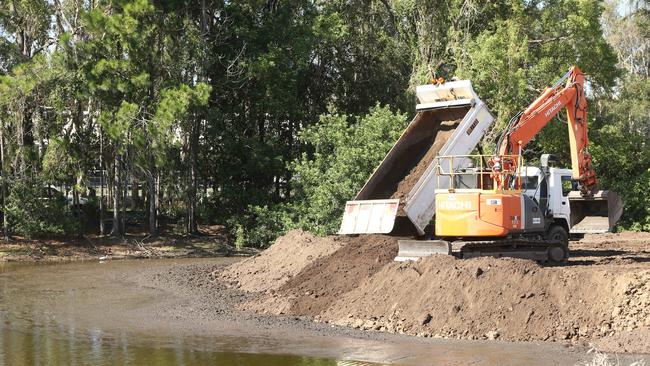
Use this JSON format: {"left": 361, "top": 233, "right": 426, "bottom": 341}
{"left": 549, "top": 171, "right": 572, "bottom": 224}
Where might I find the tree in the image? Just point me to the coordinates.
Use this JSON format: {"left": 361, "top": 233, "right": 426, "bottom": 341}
{"left": 237, "top": 104, "right": 406, "bottom": 245}
{"left": 0, "top": 0, "right": 646, "bottom": 244}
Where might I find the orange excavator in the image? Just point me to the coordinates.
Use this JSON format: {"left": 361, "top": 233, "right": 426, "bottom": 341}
{"left": 428, "top": 66, "right": 623, "bottom": 262}
{"left": 493, "top": 66, "right": 595, "bottom": 196}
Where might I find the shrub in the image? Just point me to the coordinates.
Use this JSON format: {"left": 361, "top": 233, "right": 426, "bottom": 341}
{"left": 5, "top": 178, "right": 74, "bottom": 238}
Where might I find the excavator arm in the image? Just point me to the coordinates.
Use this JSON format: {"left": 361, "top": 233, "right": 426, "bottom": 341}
{"left": 496, "top": 66, "right": 597, "bottom": 196}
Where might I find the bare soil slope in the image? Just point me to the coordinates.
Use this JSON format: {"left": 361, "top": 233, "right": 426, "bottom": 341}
{"left": 267, "top": 234, "right": 397, "bottom": 315}
{"left": 324, "top": 256, "right": 650, "bottom": 344}
{"left": 219, "top": 231, "right": 650, "bottom": 354}
{"left": 220, "top": 230, "right": 345, "bottom": 292}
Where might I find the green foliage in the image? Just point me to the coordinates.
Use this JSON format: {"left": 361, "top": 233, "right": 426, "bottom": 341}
{"left": 590, "top": 76, "right": 650, "bottom": 230}
{"left": 455, "top": 0, "right": 619, "bottom": 152}
{"left": 228, "top": 204, "right": 295, "bottom": 249}
{"left": 42, "top": 139, "right": 80, "bottom": 183}
{"left": 232, "top": 104, "right": 406, "bottom": 246}
{"left": 288, "top": 105, "right": 406, "bottom": 236}
{"left": 0, "top": 0, "right": 647, "bottom": 246}
{"left": 6, "top": 178, "right": 74, "bottom": 238}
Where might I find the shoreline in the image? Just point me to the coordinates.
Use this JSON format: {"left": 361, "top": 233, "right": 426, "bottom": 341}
{"left": 0, "top": 225, "right": 258, "bottom": 262}
{"left": 219, "top": 230, "right": 650, "bottom": 355}
{"left": 2, "top": 229, "right": 649, "bottom": 360}
{"left": 2, "top": 256, "right": 648, "bottom": 365}
{"left": 135, "top": 258, "right": 649, "bottom": 363}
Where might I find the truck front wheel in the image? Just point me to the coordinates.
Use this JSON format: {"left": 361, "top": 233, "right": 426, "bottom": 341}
{"left": 546, "top": 225, "right": 569, "bottom": 263}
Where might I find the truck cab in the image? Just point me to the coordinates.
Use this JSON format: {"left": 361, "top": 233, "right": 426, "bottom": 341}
{"left": 520, "top": 166, "right": 573, "bottom": 233}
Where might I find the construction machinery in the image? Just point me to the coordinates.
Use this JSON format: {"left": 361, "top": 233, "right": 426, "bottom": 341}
{"left": 338, "top": 79, "right": 495, "bottom": 236}
{"left": 339, "top": 66, "right": 623, "bottom": 263}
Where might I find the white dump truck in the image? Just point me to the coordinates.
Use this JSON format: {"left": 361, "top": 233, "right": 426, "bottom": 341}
{"left": 339, "top": 80, "right": 494, "bottom": 236}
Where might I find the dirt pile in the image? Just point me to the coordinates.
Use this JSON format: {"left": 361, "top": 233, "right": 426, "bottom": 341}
{"left": 322, "top": 256, "right": 650, "bottom": 344}
{"left": 239, "top": 234, "right": 398, "bottom": 315}
{"left": 391, "top": 119, "right": 461, "bottom": 201}
{"left": 219, "top": 232, "right": 650, "bottom": 353}
{"left": 220, "top": 230, "right": 345, "bottom": 292}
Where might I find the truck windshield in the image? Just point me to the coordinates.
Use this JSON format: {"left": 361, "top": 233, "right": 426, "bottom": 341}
{"left": 523, "top": 176, "right": 538, "bottom": 190}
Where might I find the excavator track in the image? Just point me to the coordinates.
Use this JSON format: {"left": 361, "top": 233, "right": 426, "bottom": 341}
{"left": 452, "top": 238, "right": 567, "bottom": 263}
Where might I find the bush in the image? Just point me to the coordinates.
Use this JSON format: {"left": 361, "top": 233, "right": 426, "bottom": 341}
{"left": 591, "top": 76, "right": 650, "bottom": 231}
{"left": 233, "top": 104, "right": 406, "bottom": 247}
{"left": 228, "top": 204, "right": 294, "bottom": 248}
{"left": 5, "top": 178, "right": 75, "bottom": 238}
{"left": 288, "top": 104, "right": 406, "bottom": 235}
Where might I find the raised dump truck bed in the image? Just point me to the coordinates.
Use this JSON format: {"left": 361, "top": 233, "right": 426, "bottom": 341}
{"left": 339, "top": 80, "right": 494, "bottom": 236}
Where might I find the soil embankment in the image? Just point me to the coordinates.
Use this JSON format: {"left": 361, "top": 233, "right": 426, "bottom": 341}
{"left": 220, "top": 230, "right": 345, "bottom": 292}
{"left": 226, "top": 234, "right": 398, "bottom": 316}
{"left": 220, "top": 231, "right": 650, "bottom": 354}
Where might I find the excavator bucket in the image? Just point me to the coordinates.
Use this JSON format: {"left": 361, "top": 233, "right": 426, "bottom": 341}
{"left": 395, "top": 240, "right": 451, "bottom": 261}
{"left": 568, "top": 190, "right": 624, "bottom": 234}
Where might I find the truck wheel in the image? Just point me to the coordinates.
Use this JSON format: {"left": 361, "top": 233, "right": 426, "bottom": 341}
{"left": 547, "top": 225, "right": 568, "bottom": 246}
{"left": 548, "top": 246, "right": 567, "bottom": 263}
{"left": 546, "top": 225, "right": 569, "bottom": 263}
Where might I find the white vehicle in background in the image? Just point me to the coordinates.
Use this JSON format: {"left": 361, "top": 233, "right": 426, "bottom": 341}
{"left": 42, "top": 186, "right": 88, "bottom": 207}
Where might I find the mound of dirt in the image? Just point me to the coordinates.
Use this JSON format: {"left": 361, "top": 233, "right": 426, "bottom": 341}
{"left": 322, "top": 256, "right": 650, "bottom": 345}
{"left": 220, "top": 230, "right": 345, "bottom": 292}
{"left": 594, "top": 327, "right": 650, "bottom": 354}
{"left": 239, "top": 234, "right": 398, "bottom": 316}
{"left": 219, "top": 231, "right": 650, "bottom": 353}
{"left": 391, "top": 119, "right": 461, "bottom": 201}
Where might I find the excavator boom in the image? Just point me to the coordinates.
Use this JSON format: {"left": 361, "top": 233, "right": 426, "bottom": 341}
{"left": 497, "top": 66, "right": 597, "bottom": 194}
{"left": 492, "top": 66, "right": 622, "bottom": 233}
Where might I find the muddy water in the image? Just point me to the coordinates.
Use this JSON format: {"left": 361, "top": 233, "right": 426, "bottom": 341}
{"left": 0, "top": 258, "right": 591, "bottom": 365}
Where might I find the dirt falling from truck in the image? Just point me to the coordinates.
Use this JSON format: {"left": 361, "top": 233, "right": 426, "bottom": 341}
{"left": 356, "top": 107, "right": 469, "bottom": 201}
{"left": 390, "top": 119, "right": 461, "bottom": 202}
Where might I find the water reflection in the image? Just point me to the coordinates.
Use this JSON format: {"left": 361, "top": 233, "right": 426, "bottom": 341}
{"left": 0, "top": 316, "right": 376, "bottom": 366}
{"left": 0, "top": 260, "right": 381, "bottom": 366}
{"left": 0, "top": 259, "right": 610, "bottom": 366}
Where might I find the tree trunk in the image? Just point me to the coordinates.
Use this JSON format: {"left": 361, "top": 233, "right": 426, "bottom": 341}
{"left": 156, "top": 173, "right": 161, "bottom": 229}
{"left": 0, "top": 119, "right": 9, "bottom": 241}
{"left": 284, "top": 119, "right": 294, "bottom": 198}
{"left": 186, "top": 117, "right": 199, "bottom": 234}
{"left": 74, "top": 179, "right": 82, "bottom": 238}
{"left": 148, "top": 156, "right": 158, "bottom": 237}
{"left": 110, "top": 153, "right": 123, "bottom": 238}
{"left": 121, "top": 160, "right": 127, "bottom": 236}
{"left": 131, "top": 183, "right": 139, "bottom": 210}
{"left": 99, "top": 130, "right": 105, "bottom": 236}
